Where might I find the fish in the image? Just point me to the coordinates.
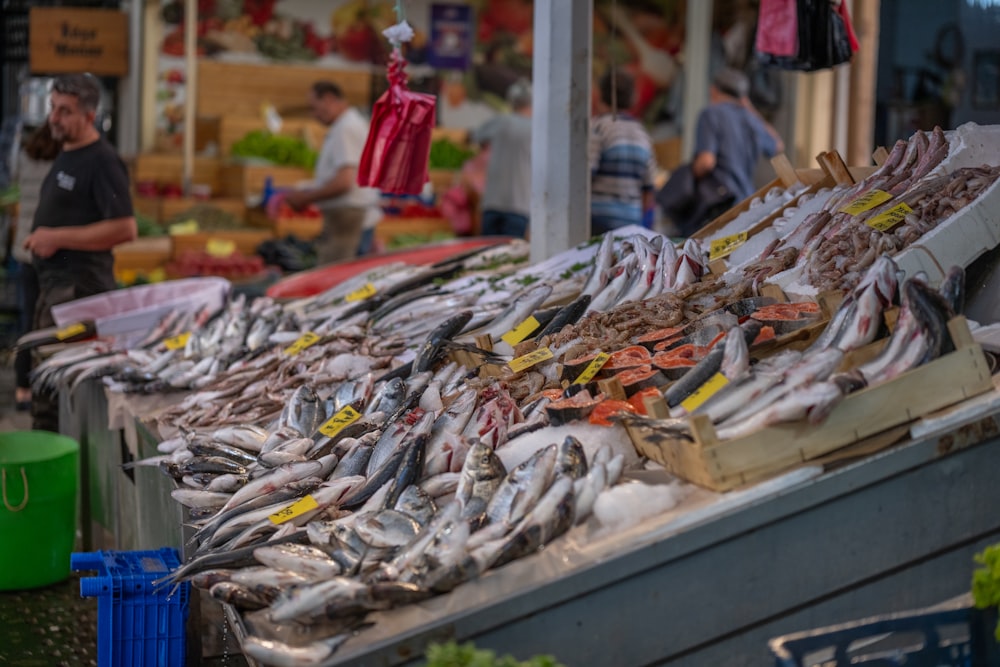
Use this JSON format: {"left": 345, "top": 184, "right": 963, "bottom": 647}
{"left": 258, "top": 437, "right": 315, "bottom": 467}
{"left": 268, "top": 576, "right": 369, "bottom": 624}
{"left": 156, "top": 532, "right": 309, "bottom": 586}
{"left": 581, "top": 233, "right": 615, "bottom": 298}
{"left": 690, "top": 372, "right": 782, "bottom": 423}
{"left": 484, "top": 444, "right": 557, "bottom": 528}
{"left": 353, "top": 509, "right": 422, "bottom": 548}
{"left": 939, "top": 265, "right": 965, "bottom": 316}
{"left": 280, "top": 385, "right": 323, "bottom": 436}
{"left": 412, "top": 311, "right": 475, "bottom": 375}
{"left": 663, "top": 346, "right": 725, "bottom": 408}
{"left": 394, "top": 485, "right": 437, "bottom": 526}
{"left": 585, "top": 255, "right": 637, "bottom": 315}
{"left": 170, "top": 488, "right": 232, "bottom": 509}
{"left": 259, "top": 426, "right": 308, "bottom": 456}
{"left": 329, "top": 440, "right": 374, "bottom": 480}
{"left": 573, "top": 462, "right": 607, "bottom": 524}
{"left": 253, "top": 544, "right": 343, "bottom": 581}
{"left": 240, "top": 634, "right": 353, "bottom": 667}
{"left": 535, "top": 294, "right": 592, "bottom": 340}
{"left": 217, "top": 460, "right": 326, "bottom": 514}
{"left": 365, "top": 377, "right": 406, "bottom": 417}
{"left": 209, "top": 581, "right": 272, "bottom": 610}
{"left": 179, "top": 456, "right": 247, "bottom": 476}
{"left": 384, "top": 429, "right": 429, "bottom": 510}
{"left": 423, "top": 390, "right": 478, "bottom": 477}
{"left": 464, "top": 284, "right": 555, "bottom": 343}
{"left": 454, "top": 439, "right": 507, "bottom": 527}
{"left": 189, "top": 569, "right": 234, "bottom": 590}
{"left": 556, "top": 435, "right": 588, "bottom": 479}
{"left": 187, "top": 441, "right": 259, "bottom": 467}
{"left": 715, "top": 380, "right": 845, "bottom": 440}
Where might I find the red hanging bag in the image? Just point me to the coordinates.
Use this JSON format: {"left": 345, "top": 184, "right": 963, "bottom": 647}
{"left": 357, "top": 48, "right": 437, "bottom": 195}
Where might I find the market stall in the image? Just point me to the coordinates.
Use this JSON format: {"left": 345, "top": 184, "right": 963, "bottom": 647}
{"left": 32, "top": 122, "right": 1000, "bottom": 666}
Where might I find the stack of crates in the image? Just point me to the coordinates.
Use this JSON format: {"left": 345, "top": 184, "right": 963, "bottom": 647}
{"left": 71, "top": 548, "right": 189, "bottom": 667}
{"left": 769, "top": 600, "right": 999, "bottom": 667}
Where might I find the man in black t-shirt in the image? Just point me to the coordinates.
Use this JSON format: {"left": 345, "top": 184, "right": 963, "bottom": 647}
{"left": 23, "top": 73, "right": 136, "bottom": 431}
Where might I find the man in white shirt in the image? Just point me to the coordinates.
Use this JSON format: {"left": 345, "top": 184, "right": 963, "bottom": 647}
{"left": 285, "top": 81, "right": 382, "bottom": 263}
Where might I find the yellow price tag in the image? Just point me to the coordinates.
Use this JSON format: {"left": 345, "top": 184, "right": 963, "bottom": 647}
{"left": 867, "top": 202, "right": 913, "bottom": 232}
{"left": 573, "top": 352, "right": 610, "bottom": 385}
{"left": 55, "top": 322, "right": 87, "bottom": 341}
{"left": 284, "top": 331, "right": 320, "bottom": 356}
{"left": 680, "top": 372, "right": 730, "bottom": 413}
{"left": 345, "top": 283, "right": 377, "bottom": 303}
{"left": 164, "top": 332, "right": 191, "bottom": 351}
{"left": 508, "top": 347, "right": 554, "bottom": 374}
{"left": 205, "top": 238, "right": 236, "bottom": 257}
{"left": 839, "top": 189, "right": 892, "bottom": 215}
{"left": 501, "top": 316, "right": 541, "bottom": 346}
{"left": 268, "top": 494, "right": 319, "bottom": 525}
{"left": 319, "top": 406, "right": 362, "bottom": 438}
{"left": 709, "top": 232, "right": 748, "bottom": 261}
{"left": 168, "top": 219, "right": 199, "bottom": 236}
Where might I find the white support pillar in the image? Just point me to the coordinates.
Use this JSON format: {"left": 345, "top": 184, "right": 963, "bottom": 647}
{"left": 529, "top": 0, "right": 592, "bottom": 262}
{"left": 681, "top": 0, "right": 713, "bottom": 161}
{"left": 116, "top": 0, "right": 143, "bottom": 156}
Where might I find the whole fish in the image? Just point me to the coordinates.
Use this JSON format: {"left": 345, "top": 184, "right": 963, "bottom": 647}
{"left": 354, "top": 509, "right": 422, "bottom": 548}
{"left": 157, "top": 532, "right": 308, "bottom": 586}
{"left": 188, "top": 441, "right": 259, "bottom": 467}
{"left": 412, "top": 311, "right": 475, "bottom": 375}
{"left": 241, "top": 633, "right": 352, "bottom": 667}
{"left": 454, "top": 440, "right": 507, "bottom": 527}
{"left": 253, "top": 544, "right": 343, "bottom": 581}
{"left": 180, "top": 456, "right": 247, "bottom": 476}
{"left": 258, "top": 438, "right": 314, "bottom": 467}
{"left": 573, "top": 462, "right": 607, "bottom": 524}
{"left": 464, "top": 284, "right": 554, "bottom": 343}
{"left": 280, "top": 385, "right": 323, "bottom": 436}
{"left": 715, "top": 380, "right": 845, "bottom": 440}
{"left": 581, "top": 233, "right": 616, "bottom": 298}
{"left": 259, "top": 425, "right": 307, "bottom": 455}
{"left": 367, "top": 411, "right": 422, "bottom": 477}
{"left": 483, "top": 444, "right": 557, "bottom": 528}
{"left": 217, "top": 460, "right": 325, "bottom": 514}
{"left": 384, "top": 430, "right": 429, "bottom": 510}
{"left": 394, "top": 485, "right": 436, "bottom": 526}
{"left": 939, "top": 265, "right": 965, "bottom": 316}
{"left": 329, "top": 440, "right": 374, "bottom": 480}
{"left": 423, "top": 390, "right": 478, "bottom": 477}
{"left": 365, "top": 376, "right": 406, "bottom": 416}
{"left": 170, "top": 488, "right": 232, "bottom": 509}
{"left": 664, "top": 346, "right": 725, "bottom": 408}
{"left": 556, "top": 435, "right": 588, "bottom": 479}
{"left": 535, "top": 294, "right": 593, "bottom": 340}
{"left": 191, "top": 478, "right": 323, "bottom": 547}
{"left": 209, "top": 581, "right": 271, "bottom": 610}
{"left": 206, "top": 473, "right": 249, "bottom": 494}
{"left": 585, "top": 255, "right": 637, "bottom": 315}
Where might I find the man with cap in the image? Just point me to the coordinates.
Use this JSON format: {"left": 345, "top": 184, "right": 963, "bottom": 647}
{"left": 692, "top": 67, "right": 784, "bottom": 208}
{"left": 472, "top": 78, "right": 533, "bottom": 238}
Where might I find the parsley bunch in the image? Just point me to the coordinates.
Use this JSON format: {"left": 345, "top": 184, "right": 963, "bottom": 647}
{"left": 972, "top": 543, "right": 1000, "bottom": 641}
{"left": 425, "top": 641, "right": 564, "bottom": 667}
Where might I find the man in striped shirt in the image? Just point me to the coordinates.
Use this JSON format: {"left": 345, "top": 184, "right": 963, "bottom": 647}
{"left": 589, "top": 70, "right": 658, "bottom": 235}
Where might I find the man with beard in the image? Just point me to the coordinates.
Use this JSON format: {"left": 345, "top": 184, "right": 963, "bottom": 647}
{"left": 23, "top": 73, "right": 136, "bottom": 431}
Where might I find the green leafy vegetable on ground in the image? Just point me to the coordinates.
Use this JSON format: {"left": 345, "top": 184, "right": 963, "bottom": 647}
{"left": 972, "top": 543, "right": 1000, "bottom": 641}
{"left": 231, "top": 130, "right": 318, "bottom": 169}
{"left": 425, "top": 641, "right": 565, "bottom": 667}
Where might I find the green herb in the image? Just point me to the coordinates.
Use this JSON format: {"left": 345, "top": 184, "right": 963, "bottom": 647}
{"left": 972, "top": 543, "right": 1000, "bottom": 640}
{"left": 425, "top": 641, "right": 565, "bottom": 667}
{"left": 428, "top": 138, "right": 476, "bottom": 170}
{"left": 513, "top": 274, "right": 540, "bottom": 286}
{"left": 231, "top": 130, "right": 318, "bottom": 169}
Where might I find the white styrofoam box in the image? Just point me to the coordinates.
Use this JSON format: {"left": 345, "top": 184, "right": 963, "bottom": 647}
{"left": 937, "top": 122, "right": 1000, "bottom": 174}
{"left": 894, "top": 170, "right": 1000, "bottom": 284}
{"left": 51, "top": 277, "right": 231, "bottom": 337}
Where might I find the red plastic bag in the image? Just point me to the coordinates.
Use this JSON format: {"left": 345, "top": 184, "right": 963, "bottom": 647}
{"left": 357, "top": 49, "right": 437, "bottom": 195}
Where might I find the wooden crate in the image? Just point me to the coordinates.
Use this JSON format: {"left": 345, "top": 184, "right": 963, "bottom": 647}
{"left": 132, "top": 196, "right": 162, "bottom": 223}
{"left": 626, "top": 317, "right": 994, "bottom": 492}
{"left": 160, "top": 197, "right": 247, "bottom": 225}
{"left": 220, "top": 163, "right": 313, "bottom": 199}
{"left": 171, "top": 230, "right": 273, "bottom": 259}
{"left": 427, "top": 169, "right": 458, "bottom": 193}
{"left": 132, "top": 154, "right": 223, "bottom": 192}
{"left": 374, "top": 216, "right": 453, "bottom": 246}
{"left": 113, "top": 237, "right": 172, "bottom": 272}
{"left": 196, "top": 61, "right": 372, "bottom": 119}
{"left": 216, "top": 115, "right": 328, "bottom": 156}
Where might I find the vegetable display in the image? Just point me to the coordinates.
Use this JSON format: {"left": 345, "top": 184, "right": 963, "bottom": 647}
{"left": 165, "top": 205, "right": 245, "bottom": 231}
{"left": 973, "top": 543, "right": 1000, "bottom": 641}
{"left": 425, "top": 641, "right": 565, "bottom": 667}
{"left": 231, "top": 130, "right": 318, "bottom": 169}
{"left": 428, "top": 138, "right": 476, "bottom": 170}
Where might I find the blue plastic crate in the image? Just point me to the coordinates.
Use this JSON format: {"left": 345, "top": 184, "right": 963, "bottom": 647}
{"left": 769, "top": 600, "right": 999, "bottom": 667}
{"left": 71, "top": 548, "right": 189, "bottom": 667}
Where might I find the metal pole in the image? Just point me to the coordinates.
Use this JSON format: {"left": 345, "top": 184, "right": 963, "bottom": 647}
{"left": 681, "top": 0, "right": 714, "bottom": 160}
{"left": 117, "top": 0, "right": 143, "bottom": 155}
{"left": 529, "top": 0, "right": 592, "bottom": 262}
{"left": 182, "top": 0, "right": 197, "bottom": 196}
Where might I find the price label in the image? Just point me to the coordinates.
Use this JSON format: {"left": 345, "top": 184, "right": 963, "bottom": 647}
{"left": 508, "top": 347, "right": 554, "bottom": 374}
{"left": 168, "top": 220, "right": 199, "bottom": 236}
{"left": 839, "top": 189, "right": 892, "bottom": 215}
{"left": 164, "top": 332, "right": 191, "bottom": 351}
{"left": 55, "top": 322, "right": 87, "bottom": 341}
{"left": 680, "top": 372, "right": 730, "bottom": 413}
{"left": 284, "top": 332, "right": 320, "bottom": 356}
{"left": 205, "top": 238, "right": 236, "bottom": 257}
{"left": 573, "top": 352, "right": 610, "bottom": 386}
{"left": 319, "top": 406, "right": 362, "bottom": 438}
{"left": 709, "top": 232, "right": 748, "bottom": 261}
{"left": 867, "top": 202, "right": 913, "bottom": 232}
{"left": 268, "top": 494, "right": 319, "bottom": 525}
{"left": 500, "top": 316, "right": 541, "bottom": 346}
{"left": 345, "top": 283, "right": 377, "bottom": 303}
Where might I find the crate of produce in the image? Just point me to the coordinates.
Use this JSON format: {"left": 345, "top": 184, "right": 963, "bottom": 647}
{"left": 769, "top": 596, "right": 999, "bottom": 666}
{"left": 161, "top": 197, "right": 246, "bottom": 224}
{"left": 131, "top": 154, "right": 223, "bottom": 194}
{"left": 220, "top": 163, "right": 312, "bottom": 199}
{"left": 170, "top": 229, "right": 273, "bottom": 259}
{"left": 70, "top": 548, "right": 189, "bottom": 667}
{"left": 626, "top": 317, "right": 994, "bottom": 492}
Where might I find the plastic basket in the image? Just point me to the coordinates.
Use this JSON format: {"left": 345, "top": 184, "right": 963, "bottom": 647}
{"left": 769, "top": 599, "right": 999, "bottom": 667}
{"left": 71, "top": 548, "right": 189, "bottom": 667}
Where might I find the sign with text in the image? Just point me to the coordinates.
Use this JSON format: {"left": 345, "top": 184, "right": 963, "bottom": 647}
{"left": 30, "top": 8, "right": 128, "bottom": 77}
{"left": 429, "top": 4, "right": 473, "bottom": 70}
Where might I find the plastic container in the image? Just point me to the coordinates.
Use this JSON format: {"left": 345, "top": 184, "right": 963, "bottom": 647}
{"left": 769, "top": 599, "right": 1000, "bottom": 667}
{"left": 266, "top": 237, "right": 508, "bottom": 299}
{"left": 0, "top": 430, "right": 79, "bottom": 590}
{"left": 71, "top": 548, "right": 189, "bottom": 667}
{"left": 51, "top": 277, "right": 230, "bottom": 338}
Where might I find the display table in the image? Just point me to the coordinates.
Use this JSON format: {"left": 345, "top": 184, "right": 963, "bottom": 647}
{"left": 68, "top": 381, "right": 1000, "bottom": 667}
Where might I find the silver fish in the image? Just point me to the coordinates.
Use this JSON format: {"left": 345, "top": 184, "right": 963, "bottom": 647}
{"left": 463, "top": 283, "right": 554, "bottom": 343}
{"left": 556, "top": 435, "right": 588, "bottom": 479}
{"left": 253, "top": 543, "right": 343, "bottom": 581}
{"left": 365, "top": 376, "right": 406, "bottom": 416}
{"left": 354, "top": 509, "right": 422, "bottom": 548}
{"left": 715, "top": 380, "right": 845, "bottom": 440}
{"left": 573, "top": 462, "right": 607, "bottom": 524}
{"left": 485, "top": 444, "right": 557, "bottom": 527}
{"left": 259, "top": 425, "right": 307, "bottom": 455}
{"left": 394, "top": 484, "right": 436, "bottom": 526}
{"left": 581, "top": 233, "right": 616, "bottom": 298}
{"left": 455, "top": 440, "right": 507, "bottom": 526}
{"left": 170, "top": 488, "right": 232, "bottom": 509}
{"left": 241, "top": 634, "right": 351, "bottom": 666}
{"left": 280, "top": 385, "right": 323, "bottom": 436}
{"left": 209, "top": 581, "right": 271, "bottom": 610}
{"left": 268, "top": 576, "right": 368, "bottom": 624}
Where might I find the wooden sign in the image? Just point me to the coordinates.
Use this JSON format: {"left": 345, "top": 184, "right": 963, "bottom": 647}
{"left": 30, "top": 8, "right": 128, "bottom": 77}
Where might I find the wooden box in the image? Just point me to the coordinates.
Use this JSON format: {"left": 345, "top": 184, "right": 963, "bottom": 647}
{"left": 220, "top": 164, "right": 313, "bottom": 199}
{"left": 626, "top": 318, "right": 994, "bottom": 492}
{"left": 216, "top": 115, "right": 327, "bottom": 156}
{"left": 132, "top": 154, "right": 223, "bottom": 192}
{"left": 171, "top": 230, "right": 273, "bottom": 259}
{"left": 374, "top": 216, "right": 453, "bottom": 247}
{"left": 132, "top": 196, "right": 162, "bottom": 223}
{"left": 113, "top": 237, "right": 172, "bottom": 272}
{"left": 160, "top": 197, "right": 247, "bottom": 225}
{"left": 427, "top": 169, "right": 458, "bottom": 193}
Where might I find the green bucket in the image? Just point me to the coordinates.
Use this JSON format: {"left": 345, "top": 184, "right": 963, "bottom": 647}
{"left": 0, "top": 431, "right": 79, "bottom": 590}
